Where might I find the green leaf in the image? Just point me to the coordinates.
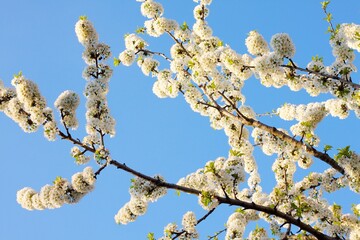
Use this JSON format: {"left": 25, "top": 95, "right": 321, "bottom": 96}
{"left": 204, "top": 161, "right": 215, "bottom": 173}
{"left": 235, "top": 207, "right": 245, "bottom": 214}
{"left": 321, "top": 1, "right": 330, "bottom": 10}
{"left": 335, "top": 145, "right": 352, "bottom": 161}
{"left": 136, "top": 27, "right": 146, "bottom": 34}
{"left": 208, "top": 81, "right": 216, "bottom": 90}
{"left": 188, "top": 60, "right": 195, "bottom": 69}
{"left": 175, "top": 190, "right": 181, "bottom": 196}
{"left": 138, "top": 41, "right": 145, "bottom": 49}
{"left": 227, "top": 58, "right": 234, "bottom": 65}
{"left": 180, "top": 21, "right": 188, "bottom": 31}
{"left": 13, "top": 71, "right": 23, "bottom": 78}
{"left": 300, "top": 121, "right": 312, "bottom": 128}
{"left": 352, "top": 204, "right": 360, "bottom": 217}
{"left": 305, "top": 132, "right": 313, "bottom": 140}
{"left": 323, "top": 145, "right": 333, "bottom": 153}
{"left": 147, "top": 232, "right": 155, "bottom": 240}
{"left": 201, "top": 191, "right": 212, "bottom": 206}
{"left": 79, "top": 15, "right": 87, "bottom": 20}
{"left": 114, "top": 57, "right": 120, "bottom": 67}
{"left": 53, "top": 176, "right": 62, "bottom": 185}
{"left": 324, "top": 13, "right": 332, "bottom": 23}
{"left": 229, "top": 149, "right": 244, "bottom": 157}
{"left": 355, "top": 31, "right": 360, "bottom": 40}
{"left": 311, "top": 55, "right": 323, "bottom": 62}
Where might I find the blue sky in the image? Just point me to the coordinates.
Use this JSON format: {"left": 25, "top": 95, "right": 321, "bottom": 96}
{"left": 1, "top": 1, "right": 360, "bottom": 239}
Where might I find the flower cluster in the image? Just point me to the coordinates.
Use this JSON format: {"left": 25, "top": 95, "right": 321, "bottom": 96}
{"left": 140, "top": 0, "right": 164, "bottom": 19}
{"left": 114, "top": 175, "right": 167, "bottom": 224}
{"left": 225, "top": 210, "right": 259, "bottom": 239}
{"left": 0, "top": 75, "right": 57, "bottom": 140}
{"left": 270, "top": 33, "right": 296, "bottom": 58}
{"left": 70, "top": 146, "right": 91, "bottom": 165}
{"left": 54, "top": 90, "right": 80, "bottom": 129}
{"left": 181, "top": 211, "right": 197, "bottom": 235}
{"left": 245, "top": 31, "right": 269, "bottom": 56}
{"left": 75, "top": 16, "right": 98, "bottom": 46}
{"left": 16, "top": 167, "right": 95, "bottom": 210}
{"left": 178, "top": 156, "right": 246, "bottom": 208}
{"left": 338, "top": 23, "right": 360, "bottom": 52}
{"left": 114, "top": 197, "right": 148, "bottom": 225}
{"left": 159, "top": 211, "right": 199, "bottom": 239}
{"left": 74, "top": 17, "right": 116, "bottom": 142}
{"left": 337, "top": 151, "right": 360, "bottom": 193}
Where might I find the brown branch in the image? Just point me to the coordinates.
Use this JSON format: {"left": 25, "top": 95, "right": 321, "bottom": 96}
{"left": 197, "top": 208, "right": 216, "bottom": 225}
{"left": 135, "top": 49, "right": 172, "bottom": 62}
{"left": 94, "top": 163, "right": 108, "bottom": 179}
{"left": 57, "top": 129, "right": 95, "bottom": 153}
{"left": 215, "top": 91, "right": 345, "bottom": 175}
{"left": 108, "top": 159, "right": 339, "bottom": 240}
{"left": 197, "top": 83, "right": 345, "bottom": 175}
{"left": 165, "top": 31, "right": 193, "bottom": 58}
{"left": 280, "top": 64, "right": 360, "bottom": 89}
{"left": 208, "top": 228, "right": 226, "bottom": 239}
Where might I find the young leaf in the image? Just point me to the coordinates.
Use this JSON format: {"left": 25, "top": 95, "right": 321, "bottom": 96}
{"left": 180, "top": 21, "right": 188, "bottom": 31}
{"left": 114, "top": 57, "right": 120, "bottom": 66}
{"left": 147, "top": 232, "right": 155, "bottom": 240}
{"left": 323, "top": 144, "right": 333, "bottom": 153}
{"left": 335, "top": 145, "right": 352, "bottom": 161}
{"left": 321, "top": 1, "right": 330, "bottom": 10}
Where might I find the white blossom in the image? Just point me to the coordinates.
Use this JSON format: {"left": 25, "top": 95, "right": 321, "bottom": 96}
{"left": 270, "top": 33, "right": 296, "bottom": 58}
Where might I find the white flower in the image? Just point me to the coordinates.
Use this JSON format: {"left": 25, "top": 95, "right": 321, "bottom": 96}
{"left": 140, "top": 0, "right": 164, "bottom": 19}
{"left": 75, "top": 17, "right": 98, "bottom": 46}
{"left": 152, "top": 18, "right": 178, "bottom": 36}
{"left": 82, "top": 43, "right": 111, "bottom": 65}
{"left": 55, "top": 90, "right": 80, "bottom": 112}
{"left": 338, "top": 23, "right": 360, "bottom": 52}
{"left": 277, "top": 103, "right": 296, "bottom": 121}
{"left": 324, "top": 99, "right": 349, "bottom": 119}
{"left": 193, "top": 20, "right": 212, "bottom": 39}
{"left": 17, "top": 187, "right": 36, "bottom": 210}
{"left": 193, "top": 5, "right": 209, "bottom": 20}
{"left": 125, "top": 34, "right": 148, "bottom": 51}
{"left": 245, "top": 31, "right": 269, "bottom": 56}
{"left": 114, "top": 203, "right": 137, "bottom": 225}
{"left": 141, "top": 58, "right": 159, "bottom": 76}
{"left": 71, "top": 167, "right": 96, "bottom": 194}
{"left": 182, "top": 211, "right": 197, "bottom": 233}
{"left": 119, "top": 49, "right": 135, "bottom": 66}
{"left": 55, "top": 90, "right": 80, "bottom": 129}
{"left": 129, "top": 175, "right": 167, "bottom": 202}
{"left": 39, "top": 185, "right": 56, "bottom": 209}
{"left": 198, "top": 190, "right": 219, "bottom": 210}
{"left": 128, "top": 198, "right": 148, "bottom": 216}
{"left": 270, "top": 33, "right": 295, "bottom": 58}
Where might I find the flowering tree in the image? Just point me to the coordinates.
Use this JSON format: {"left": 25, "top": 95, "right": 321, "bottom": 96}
{"left": 3, "top": 0, "right": 360, "bottom": 239}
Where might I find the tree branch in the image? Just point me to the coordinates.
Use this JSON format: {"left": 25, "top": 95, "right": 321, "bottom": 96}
{"left": 108, "top": 159, "right": 339, "bottom": 240}
{"left": 215, "top": 91, "right": 345, "bottom": 175}
{"left": 136, "top": 49, "right": 172, "bottom": 62}
{"left": 281, "top": 64, "right": 360, "bottom": 89}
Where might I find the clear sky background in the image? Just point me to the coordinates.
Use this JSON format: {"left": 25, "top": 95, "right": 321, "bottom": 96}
{"left": 1, "top": 1, "right": 360, "bottom": 239}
